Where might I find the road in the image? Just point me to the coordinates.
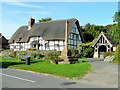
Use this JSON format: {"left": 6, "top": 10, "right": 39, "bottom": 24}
{"left": 1, "top": 58, "right": 119, "bottom": 88}
{"left": 81, "top": 58, "right": 119, "bottom": 87}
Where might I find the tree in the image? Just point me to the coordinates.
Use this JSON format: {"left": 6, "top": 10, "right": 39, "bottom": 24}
{"left": 82, "top": 23, "right": 100, "bottom": 42}
{"left": 113, "top": 11, "right": 120, "bottom": 23}
{"left": 108, "top": 11, "right": 120, "bottom": 44}
{"left": 108, "top": 24, "right": 119, "bottom": 44}
{"left": 39, "top": 18, "right": 52, "bottom": 22}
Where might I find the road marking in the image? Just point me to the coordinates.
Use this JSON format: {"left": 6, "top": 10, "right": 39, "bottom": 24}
{"left": 0, "top": 73, "right": 35, "bottom": 83}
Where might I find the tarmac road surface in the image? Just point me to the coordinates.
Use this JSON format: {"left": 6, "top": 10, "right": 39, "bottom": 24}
{"left": 1, "top": 64, "right": 118, "bottom": 89}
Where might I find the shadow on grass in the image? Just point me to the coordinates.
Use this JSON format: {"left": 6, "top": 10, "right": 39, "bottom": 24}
{"left": 0, "top": 60, "right": 44, "bottom": 68}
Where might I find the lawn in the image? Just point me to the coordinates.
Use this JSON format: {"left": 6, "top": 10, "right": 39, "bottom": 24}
{"left": 1, "top": 58, "right": 92, "bottom": 79}
{"left": 0, "top": 57, "right": 43, "bottom": 68}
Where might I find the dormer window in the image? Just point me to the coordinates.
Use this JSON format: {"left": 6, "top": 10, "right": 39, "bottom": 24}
{"left": 13, "top": 40, "right": 15, "bottom": 43}
{"left": 18, "top": 38, "right": 22, "bottom": 41}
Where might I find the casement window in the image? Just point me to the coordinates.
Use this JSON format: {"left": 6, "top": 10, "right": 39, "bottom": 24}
{"left": 55, "top": 44, "right": 59, "bottom": 48}
{"left": 45, "top": 42, "right": 49, "bottom": 49}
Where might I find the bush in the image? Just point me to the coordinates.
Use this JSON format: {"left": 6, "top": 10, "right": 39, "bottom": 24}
{"left": 9, "top": 51, "right": 17, "bottom": 58}
{"left": 104, "top": 56, "right": 114, "bottom": 62}
{"left": 70, "top": 49, "right": 81, "bottom": 58}
{"left": 16, "top": 51, "right": 29, "bottom": 59}
{"left": 29, "top": 52, "right": 43, "bottom": 59}
{"left": 82, "top": 47, "right": 93, "bottom": 57}
{"left": 26, "top": 48, "right": 36, "bottom": 51}
{"left": 44, "top": 51, "right": 62, "bottom": 64}
{"left": 1, "top": 50, "right": 17, "bottom": 58}
{"left": 51, "top": 57, "right": 62, "bottom": 64}
{"left": 114, "top": 45, "right": 120, "bottom": 62}
{"left": 103, "top": 52, "right": 114, "bottom": 58}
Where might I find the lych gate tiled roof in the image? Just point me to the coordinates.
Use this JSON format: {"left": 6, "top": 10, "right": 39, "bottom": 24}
{"left": 9, "top": 18, "right": 83, "bottom": 43}
{"left": 104, "top": 33, "right": 117, "bottom": 46}
{"left": 92, "top": 32, "right": 117, "bottom": 47}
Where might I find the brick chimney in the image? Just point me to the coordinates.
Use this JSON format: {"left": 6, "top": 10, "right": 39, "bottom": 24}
{"left": 28, "top": 16, "right": 35, "bottom": 30}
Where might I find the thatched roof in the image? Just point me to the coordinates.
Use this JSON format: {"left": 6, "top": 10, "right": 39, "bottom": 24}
{"left": 9, "top": 18, "right": 83, "bottom": 43}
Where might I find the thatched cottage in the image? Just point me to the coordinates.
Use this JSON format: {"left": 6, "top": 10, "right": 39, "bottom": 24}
{"left": 9, "top": 17, "right": 83, "bottom": 51}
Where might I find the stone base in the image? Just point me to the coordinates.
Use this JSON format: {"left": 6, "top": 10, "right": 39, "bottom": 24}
{"left": 61, "top": 49, "right": 78, "bottom": 64}
{"left": 58, "top": 61, "right": 70, "bottom": 64}
{"left": 61, "top": 49, "right": 70, "bottom": 62}
{"left": 93, "top": 52, "right": 99, "bottom": 58}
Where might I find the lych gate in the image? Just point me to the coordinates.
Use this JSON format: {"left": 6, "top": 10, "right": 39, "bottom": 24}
{"left": 92, "top": 32, "right": 117, "bottom": 58}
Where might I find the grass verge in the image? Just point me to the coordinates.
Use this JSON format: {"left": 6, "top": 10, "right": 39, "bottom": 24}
{"left": 1, "top": 58, "right": 92, "bottom": 79}
{"left": 17, "top": 61, "right": 91, "bottom": 79}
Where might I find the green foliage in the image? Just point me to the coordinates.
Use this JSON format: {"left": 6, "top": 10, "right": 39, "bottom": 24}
{"left": 81, "top": 23, "right": 103, "bottom": 42}
{"left": 1, "top": 50, "right": 17, "bottom": 58}
{"left": 29, "top": 52, "right": 43, "bottom": 59}
{"left": 16, "top": 51, "right": 29, "bottom": 59}
{"left": 82, "top": 47, "right": 93, "bottom": 57}
{"left": 108, "top": 24, "right": 120, "bottom": 44}
{"left": 1, "top": 50, "right": 29, "bottom": 59}
{"left": 113, "top": 11, "right": 120, "bottom": 23}
{"left": 77, "top": 39, "right": 96, "bottom": 58}
{"left": 78, "top": 39, "right": 96, "bottom": 50}
{"left": 114, "top": 45, "right": 120, "bottom": 63}
{"left": 26, "top": 48, "right": 36, "bottom": 51}
{"left": 45, "top": 51, "right": 59, "bottom": 60}
{"left": 44, "top": 50, "right": 61, "bottom": 64}
{"left": 39, "top": 18, "right": 52, "bottom": 22}
{"left": 70, "top": 49, "right": 81, "bottom": 58}
{"left": 103, "top": 52, "right": 114, "bottom": 58}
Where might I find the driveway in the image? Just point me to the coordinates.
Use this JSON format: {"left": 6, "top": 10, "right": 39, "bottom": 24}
{"left": 80, "top": 58, "right": 119, "bottom": 87}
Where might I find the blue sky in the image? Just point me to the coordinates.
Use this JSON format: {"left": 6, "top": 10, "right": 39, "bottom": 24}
{"left": 1, "top": 2, "right": 118, "bottom": 39}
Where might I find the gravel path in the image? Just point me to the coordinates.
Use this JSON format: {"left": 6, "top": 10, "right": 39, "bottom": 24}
{"left": 80, "top": 58, "right": 119, "bottom": 88}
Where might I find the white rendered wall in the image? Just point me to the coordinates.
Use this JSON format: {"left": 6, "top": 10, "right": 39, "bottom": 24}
{"left": 10, "top": 37, "right": 65, "bottom": 51}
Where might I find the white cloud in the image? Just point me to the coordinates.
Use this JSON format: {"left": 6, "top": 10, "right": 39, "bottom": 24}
{"left": 8, "top": 2, "right": 42, "bottom": 8}
{"left": 3, "top": 0, "right": 43, "bottom": 8}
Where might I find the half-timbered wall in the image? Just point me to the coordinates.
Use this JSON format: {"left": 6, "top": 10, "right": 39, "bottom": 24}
{"left": 10, "top": 37, "right": 65, "bottom": 51}
{"left": 68, "top": 24, "right": 82, "bottom": 49}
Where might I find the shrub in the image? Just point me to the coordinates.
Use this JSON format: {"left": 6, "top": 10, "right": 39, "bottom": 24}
{"left": 104, "top": 56, "right": 115, "bottom": 62}
{"left": 29, "top": 52, "right": 43, "bottom": 59}
{"left": 51, "top": 57, "right": 62, "bottom": 64}
{"left": 114, "top": 45, "right": 120, "bottom": 62}
{"left": 70, "top": 49, "right": 81, "bottom": 58}
{"left": 9, "top": 51, "right": 17, "bottom": 58}
{"left": 16, "top": 51, "right": 29, "bottom": 59}
{"left": 103, "top": 52, "right": 114, "bottom": 58}
{"left": 82, "top": 47, "right": 93, "bottom": 57}
{"left": 1, "top": 50, "right": 17, "bottom": 58}
{"left": 26, "top": 48, "right": 36, "bottom": 51}
{"left": 44, "top": 51, "right": 62, "bottom": 64}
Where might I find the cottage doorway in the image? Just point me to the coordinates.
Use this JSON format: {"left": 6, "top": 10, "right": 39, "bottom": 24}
{"left": 98, "top": 45, "right": 107, "bottom": 58}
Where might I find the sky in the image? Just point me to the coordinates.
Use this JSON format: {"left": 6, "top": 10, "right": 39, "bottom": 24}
{"left": 1, "top": 2, "right": 118, "bottom": 39}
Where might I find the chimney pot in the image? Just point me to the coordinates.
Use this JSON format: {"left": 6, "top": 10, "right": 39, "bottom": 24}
{"left": 28, "top": 16, "right": 35, "bottom": 30}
